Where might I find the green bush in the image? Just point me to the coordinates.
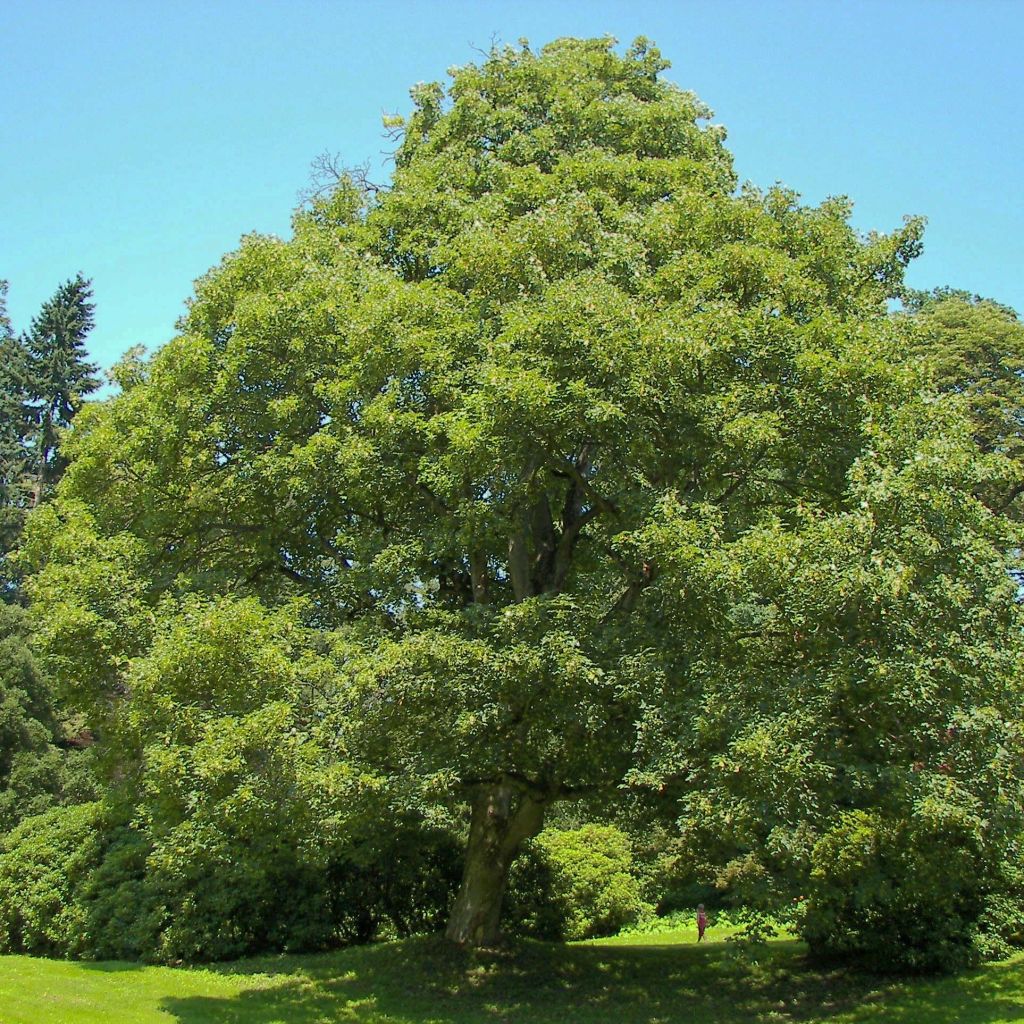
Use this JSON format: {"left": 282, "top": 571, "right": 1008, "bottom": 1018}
{"left": 141, "top": 820, "right": 460, "bottom": 962}
{"left": 799, "top": 809, "right": 992, "bottom": 973}
{"left": 973, "top": 855, "right": 1024, "bottom": 962}
{"left": 0, "top": 802, "right": 100, "bottom": 955}
{"left": 76, "top": 820, "right": 163, "bottom": 960}
{"left": 0, "top": 801, "right": 163, "bottom": 960}
{"left": 508, "top": 824, "right": 649, "bottom": 940}
{"left": 326, "top": 823, "right": 463, "bottom": 945}
{"left": 0, "top": 592, "right": 467, "bottom": 965}
{"left": 0, "top": 603, "right": 98, "bottom": 834}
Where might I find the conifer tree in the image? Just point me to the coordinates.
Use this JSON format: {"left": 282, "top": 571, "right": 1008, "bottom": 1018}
{"left": 23, "top": 274, "right": 100, "bottom": 501}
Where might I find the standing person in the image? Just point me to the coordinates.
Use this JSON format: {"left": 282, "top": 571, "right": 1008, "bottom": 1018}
{"left": 697, "top": 904, "right": 708, "bottom": 942}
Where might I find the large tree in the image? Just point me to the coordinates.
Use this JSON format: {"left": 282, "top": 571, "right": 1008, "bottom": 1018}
{"left": 23, "top": 37, "right": 1023, "bottom": 950}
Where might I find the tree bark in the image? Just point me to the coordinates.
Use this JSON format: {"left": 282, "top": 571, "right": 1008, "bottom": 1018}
{"left": 444, "top": 782, "right": 545, "bottom": 946}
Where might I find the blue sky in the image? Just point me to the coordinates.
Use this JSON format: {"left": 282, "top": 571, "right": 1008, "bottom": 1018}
{"left": 3, "top": 0, "right": 1022, "bottom": 373}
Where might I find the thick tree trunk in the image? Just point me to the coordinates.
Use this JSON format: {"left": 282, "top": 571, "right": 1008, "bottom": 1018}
{"left": 445, "top": 782, "right": 545, "bottom": 946}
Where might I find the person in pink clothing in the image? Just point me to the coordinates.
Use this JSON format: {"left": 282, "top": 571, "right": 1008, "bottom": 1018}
{"left": 697, "top": 904, "right": 708, "bottom": 942}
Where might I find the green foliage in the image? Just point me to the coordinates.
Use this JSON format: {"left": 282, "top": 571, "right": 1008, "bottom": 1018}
{"left": 18, "top": 501, "right": 154, "bottom": 722}
{"left": 73, "top": 817, "right": 161, "bottom": 960}
{"left": 0, "top": 605, "right": 54, "bottom": 778}
{"left": 0, "top": 590, "right": 460, "bottom": 963}
{"left": 322, "top": 824, "right": 463, "bottom": 947}
{"left": 5, "top": 572, "right": 462, "bottom": 962}
{"left": 974, "top": 856, "right": 1024, "bottom": 964}
{"left": 23, "top": 274, "right": 100, "bottom": 494}
{"left": 138, "top": 822, "right": 413, "bottom": 963}
{"left": 0, "top": 795, "right": 460, "bottom": 963}
{"left": 112, "top": 594, "right": 458, "bottom": 961}
{"left": 0, "top": 313, "right": 35, "bottom": 592}
{"left": 656, "top": 397, "right": 1024, "bottom": 968}
{"left": 0, "top": 274, "right": 99, "bottom": 597}
{"left": 800, "top": 814, "right": 1024, "bottom": 973}
{"left": 0, "top": 803, "right": 161, "bottom": 960}
{"left": 138, "top": 794, "right": 459, "bottom": 962}
{"left": 508, "top": 824, "right": 648, "bottom": 940}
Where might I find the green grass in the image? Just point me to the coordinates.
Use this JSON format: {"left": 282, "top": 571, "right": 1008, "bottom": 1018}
{"left": 3, "top": 926, "right": 1024, "bottom": 1023}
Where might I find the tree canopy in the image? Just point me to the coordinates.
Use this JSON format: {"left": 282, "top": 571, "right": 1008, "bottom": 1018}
{"left": 21, "top": 37, "right": 1024, "bottom": 953}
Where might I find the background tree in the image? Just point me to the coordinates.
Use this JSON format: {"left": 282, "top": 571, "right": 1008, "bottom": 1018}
{"left": 0, "top": 275, "right": 100, "bottom": 598}
{"left": 22, "top": 37, "right": 1023, "bottom": 957}
{"left": 23, "top": 274, "right": 100, "bottom": 502}
{"left": 904, "top": 290, "right": 1024, "bottom": 520}
{"left": 0, "top": 278, "right": 100, "bottom": 834}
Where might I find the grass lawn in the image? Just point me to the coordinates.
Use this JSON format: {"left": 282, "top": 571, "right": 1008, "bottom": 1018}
{"left": 3, "top": 924, "right": 1024, "bottom": 1023}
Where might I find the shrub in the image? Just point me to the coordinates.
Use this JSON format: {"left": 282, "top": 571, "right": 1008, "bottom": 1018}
{"left": 142, "top": 820, "right": 460, "bottom": 962}
{"left": 0, "top": 802, "right": 101, "bottom": 955}
{"left": 76, "top": 820, "right": 162, "bottom": 960}
{"left": 0, "top": 801, "right": 160, "bottom": 960}
{"left": 508, "top": 824, "right": 649, "bottom": 940}
{"left": 326, "top": 823, "right": 463, "bottom": 944}
{"left": 973, "top": 854, "right": 1024, "bottom": 962}
{"left": 0, "top": 603, "right": 98, "bottom": 834}
{"left": 799, "top": 809, "right": 991, "bottom": 973}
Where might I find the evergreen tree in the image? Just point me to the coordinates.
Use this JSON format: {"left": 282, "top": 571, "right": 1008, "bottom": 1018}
{"left": 24, "top": 274, "right": 100, "bottom": 500}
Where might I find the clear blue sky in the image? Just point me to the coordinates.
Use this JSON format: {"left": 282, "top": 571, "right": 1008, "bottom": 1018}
{"left": 3, "top": 0, "right": 1022, "bottom": 373}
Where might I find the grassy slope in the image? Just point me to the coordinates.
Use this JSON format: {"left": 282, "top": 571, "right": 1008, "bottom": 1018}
{"left": 2, "top": 925, "right": 1024, "bottom": 1024}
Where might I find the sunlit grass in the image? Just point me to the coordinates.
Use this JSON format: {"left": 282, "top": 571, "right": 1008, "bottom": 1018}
{"left": 2, "top": 928, "right": 1024, "bottom": 1023}
{"left": 585, "top": 909, "right": 772, "bottom": 946}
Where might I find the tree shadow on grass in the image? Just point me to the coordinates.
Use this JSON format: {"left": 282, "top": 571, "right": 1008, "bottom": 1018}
{"left": 161, "top": 938, "right": 1024, "bottom": 1024}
